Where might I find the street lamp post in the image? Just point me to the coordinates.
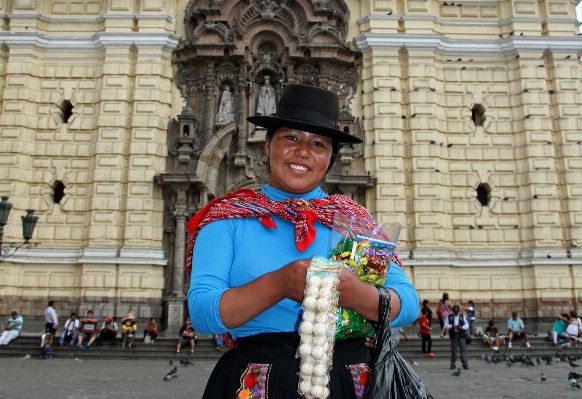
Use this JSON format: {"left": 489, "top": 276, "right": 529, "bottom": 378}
{"left": 0, "top": 196, "right": 39, "bottom": 262}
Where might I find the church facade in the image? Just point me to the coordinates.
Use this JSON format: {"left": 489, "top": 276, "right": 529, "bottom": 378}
{"left": 0, "top": 0, "right": 580, "bottom": 331}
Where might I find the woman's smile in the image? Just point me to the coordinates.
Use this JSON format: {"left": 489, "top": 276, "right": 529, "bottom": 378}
{"left": 265, "top": 128, "right": 333, "bottom": 194}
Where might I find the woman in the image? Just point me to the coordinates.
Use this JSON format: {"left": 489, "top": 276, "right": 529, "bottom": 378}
{"left": 439, "top": 293, "right": 453, "bottom": 338}
{"left": 421, "top": 299, "right": 433, "bottom": 327}
{"left": 120, "top": 313, "right": 137, "bottom": 349}
{"left": 188, "top": 84, "right": 420, "bottom": 398}
{"left": 143, "top": 318, "right": 158, "bottom": 344}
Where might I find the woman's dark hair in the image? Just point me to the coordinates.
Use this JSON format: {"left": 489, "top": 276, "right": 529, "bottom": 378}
{"left": 562, "top": 313, "right": 570, "bottom": 319}
{"left": 570, "top": 311, "right": 578, "bottom": 319}
{"left": 265, "top": 128, "right": 339, "bottom": 173}
{"left": 442, "top": 293, "right": 449, "bottom": 301}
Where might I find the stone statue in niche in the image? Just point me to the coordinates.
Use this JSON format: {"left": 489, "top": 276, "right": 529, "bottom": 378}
{"left": 216, "top": 86, "right": 235, "bottom": 125}
{"left": 256, "top": 76, "right": 276, "bottom": 116}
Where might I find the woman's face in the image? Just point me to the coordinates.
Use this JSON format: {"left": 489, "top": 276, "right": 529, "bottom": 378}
{"left": 265, "top": 128, "right": 333, "bottom": 194}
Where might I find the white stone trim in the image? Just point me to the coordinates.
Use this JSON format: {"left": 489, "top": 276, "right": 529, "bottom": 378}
{"left": 0, "top": 32, "right": 181, "bottom": 52}
{"left": 354, "top": 34, "right": 582, "bottom": 55}
{"left": 0, "top": 13, "right": 174, "bottom": 23}
{"left": 5, "top": 248, "right": 167, "bottom": 266}
{"left": 404, "top": 248, "right": 581, "bottom": 267}
{"left": 358, "top": 15, "right": 580, "bottom": 26}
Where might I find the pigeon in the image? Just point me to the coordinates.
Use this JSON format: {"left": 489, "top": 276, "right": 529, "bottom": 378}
{"left": 447, "top": 143, "right": 452, "bottom": 147}
{"left": 372, "top": 140, "right": 375, "bottom": 145}
{"left": 457, "top": 58, "right": 462, "bottom": 62}
{"left": 374, "top": 87, "right": 379, "bottom": 91}
{"left": 570, "top": 377, "right": 581, "bottom": 389}
{"left": 520, "top": 32, "right": 523, "bottom": 36}
{"left": 565, "top": 55, "right": 571, "bottom": 59}
{"left": 537, "top": 357, "right": 541, "bottom": 364}
{"left": 409, "top": 358, "right": 418, "bottom": 366}
{"left": 524, "top": 115, "right": 531, "bottom": 119}
{"left": 507, "top": 360, "right": 513, "bottom": 367}
{"left": 435, "top": 169, "right": 441, "bottom": 172}
{"left": 430, "top": 88, "right": 436, "bottom": 91}
{"left": 413, "top": 87, "right": 419, "bottom": 91}
{"left": 387, "top": 10, "right": 393, "bottom": 15}
{"left": 549, "top": 90, "right": 555, "bottom": 94}
{"left": 169, "top": 360, "right": 174, "bottom": 365}
{"left": 569, "top": 359, "right": 580, "bottom": 369}
{"left": 533, "top": 195, "right": 538, "bottom": 199}
{"left": 460, "top": 66, "right": 466, "bottom": 70}
{"left": 411, "top": 113, "right": 416, "bottom": 118}
{"left": 452, "top": 368, "right": 461, "bottom": 377}
{"left": 569, "top": 372, "right": 582, "bottom": 381}
{"left": 164, "top": 367, "right": 178, "bottom": 381}
{"left": 430, "top": 140, "right": 436, "bottom": 144}
{"left": 390, "top": 88, "right": 397, "bottom": 91}
{"left": 523, "top": 88, "right": 529, "bottom": 92}
{"left": 541, "top": 373, "right": 546, "bottom": 382}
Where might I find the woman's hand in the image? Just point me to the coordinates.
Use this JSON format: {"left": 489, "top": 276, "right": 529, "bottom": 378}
{"left": 275, "top": 259, "right": 311, "bottom": 302}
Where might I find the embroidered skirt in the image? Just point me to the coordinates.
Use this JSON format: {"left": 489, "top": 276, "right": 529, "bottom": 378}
{"left": 202, "top": 332, "right": 372, "bottom": 399}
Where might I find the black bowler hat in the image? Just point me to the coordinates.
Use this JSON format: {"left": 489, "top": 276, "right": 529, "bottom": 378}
{"left": 247, "top": 84, "right": 362, "bottom": 144}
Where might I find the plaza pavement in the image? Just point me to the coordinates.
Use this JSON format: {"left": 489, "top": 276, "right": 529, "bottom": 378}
{"left": 0, "top": 356, "right": 579, "bottom": 398}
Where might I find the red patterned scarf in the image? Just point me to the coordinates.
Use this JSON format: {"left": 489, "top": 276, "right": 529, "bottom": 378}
{"left": 185, "top": 189, "right": 402, "bottom": 274}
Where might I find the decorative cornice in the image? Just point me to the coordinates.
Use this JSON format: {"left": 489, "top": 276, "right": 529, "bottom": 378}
{"left": 357, "top": 15, "right": 580, "bottom": 26}
{"left": 0, "top": 32, "right": 181, "bottom": 52}
{"left": 354, "top": 34, "right": 582, "bottom": 55}
{"left": 402, "top": 248, "right": 582, "bottom": 267}
{"left": 0, "top": 13, "right": 174, "bottom": 23}
{"left": 4, "top": 248, "right": 167, "bottom": 266}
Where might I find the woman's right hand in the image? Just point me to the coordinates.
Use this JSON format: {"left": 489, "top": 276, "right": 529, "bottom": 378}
{"left": 275, "top": 259, "right": 311, "bottom": 303}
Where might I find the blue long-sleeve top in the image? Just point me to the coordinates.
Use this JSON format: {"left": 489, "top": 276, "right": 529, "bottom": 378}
{"left": 187, "top": 185, "right": 419, "bottom": 339}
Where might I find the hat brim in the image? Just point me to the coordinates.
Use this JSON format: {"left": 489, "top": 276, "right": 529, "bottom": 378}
{"left": 247, "top": 115, "right": 362, "bottom": 144}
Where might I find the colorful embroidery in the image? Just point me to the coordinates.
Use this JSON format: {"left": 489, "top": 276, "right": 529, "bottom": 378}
{"left": 238, "top": 363, "right": 270, "bottom": 399}
{"left": 348, "top": 363, "right": 372, "bottom": 399}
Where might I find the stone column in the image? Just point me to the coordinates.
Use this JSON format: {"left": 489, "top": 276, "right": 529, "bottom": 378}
{"left": 234, "top": 75, "right": 248, "bottom": 167}
{"left": 164, "top": 183, "right": 189, "bottom": 336}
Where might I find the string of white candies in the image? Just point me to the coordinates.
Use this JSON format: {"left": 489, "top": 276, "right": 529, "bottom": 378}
{"left": 297, "top": 258, "right": 341, "bottom": 399}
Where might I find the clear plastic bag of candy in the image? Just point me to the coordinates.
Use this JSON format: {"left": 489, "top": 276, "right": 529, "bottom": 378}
{"left": 328, "top": 212, "right": 401, "bottom": 340}
{"left": 297, "top": 257, "right": 342, "bottom": 399}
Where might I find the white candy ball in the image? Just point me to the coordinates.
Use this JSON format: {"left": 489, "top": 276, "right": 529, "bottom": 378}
{"left": 318, "top": 287, "right": 332, "bottom": 299}
{"left": 300, "top": 334, "right": 313, "bottom": 344}
{"left": 311, "top": 377, "right": 326, "bottom": 386}
{"left": 300, "top": 361, "right": 314, "bottom": 375}
{"left": 303, "top": 355, "right": 316, "bottom": 364}
{"left": 303, "top": 296, "right": 317, "bottom": 311}
{"left": 320, "top": 276, "right": 334, "bottom": 288}
{"left": 302, "top": 310, "right": 316, "bottom": 322}
{"left": 313, "top": 323, "right": 326, "bottom": 336}
{"left": 299, "top": 321, "right": 314, "bottom": 335}
{"left": 299, "top": 343, "right": 312, "bottom": 357}
{"left": 322, "top": 387, "right": 330, "bottom": 398}
{"left": 315, "top": 312, "right": 329, "bottom": 324}
{"left": 316, "top": 298, "right": 330, "bottom": 312}
{"left": 311, "top": 385, "right": 324, "bottom": 398}
{"left": 313, "top": 363, "right": 327, "bottom": 377}
{"left": 306, "top": 286, "right": 320, "bottom": 298}
{"left": 307, "top": 275, "right": 321, "bottom": 288}
{"left": 312, "top": 335, "right": 326, "bottom": 346}
{"left": 299, "top": 378, "right": 312, "bottom": 393}
{"left": 311, "top": 345, "right": 325, "bottom": 359}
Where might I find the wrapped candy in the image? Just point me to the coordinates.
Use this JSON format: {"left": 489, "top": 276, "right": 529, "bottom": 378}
{"left": 329, "top": 212, "right": 401, "bottom": 340}
{"left": 297, "top": 257, "right": 342, "bottom": 399}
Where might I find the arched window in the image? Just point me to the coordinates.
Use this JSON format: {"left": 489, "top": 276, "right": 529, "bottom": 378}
{"left": 183, "top": 125, "right": 190, "bottom": 137}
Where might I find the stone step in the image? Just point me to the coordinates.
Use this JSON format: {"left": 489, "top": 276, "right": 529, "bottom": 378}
{"left": 2, "top": 335, "right": 578, "bottom": 361}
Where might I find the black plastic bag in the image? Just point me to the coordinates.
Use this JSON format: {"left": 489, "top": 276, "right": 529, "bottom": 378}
{"left": 366, "top": 288, "right": 433, "bottom": 399}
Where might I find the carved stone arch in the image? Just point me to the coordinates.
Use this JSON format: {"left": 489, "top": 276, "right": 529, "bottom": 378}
{"left": 231, "top": 0, "right": 301, "bottom": 39}
{"left": 306, "top": 21, "right": 345, "bottom": 46}
{"left": 196, "top": 121, "right": 236, "bottom": 198}
{"left": 192, "top": 20, "right": 231, "bottom": 44}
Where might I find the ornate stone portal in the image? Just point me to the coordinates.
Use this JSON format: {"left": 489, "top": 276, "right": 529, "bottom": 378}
{"left": 154, "top": 0, "right": 374, "bottom": 332}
